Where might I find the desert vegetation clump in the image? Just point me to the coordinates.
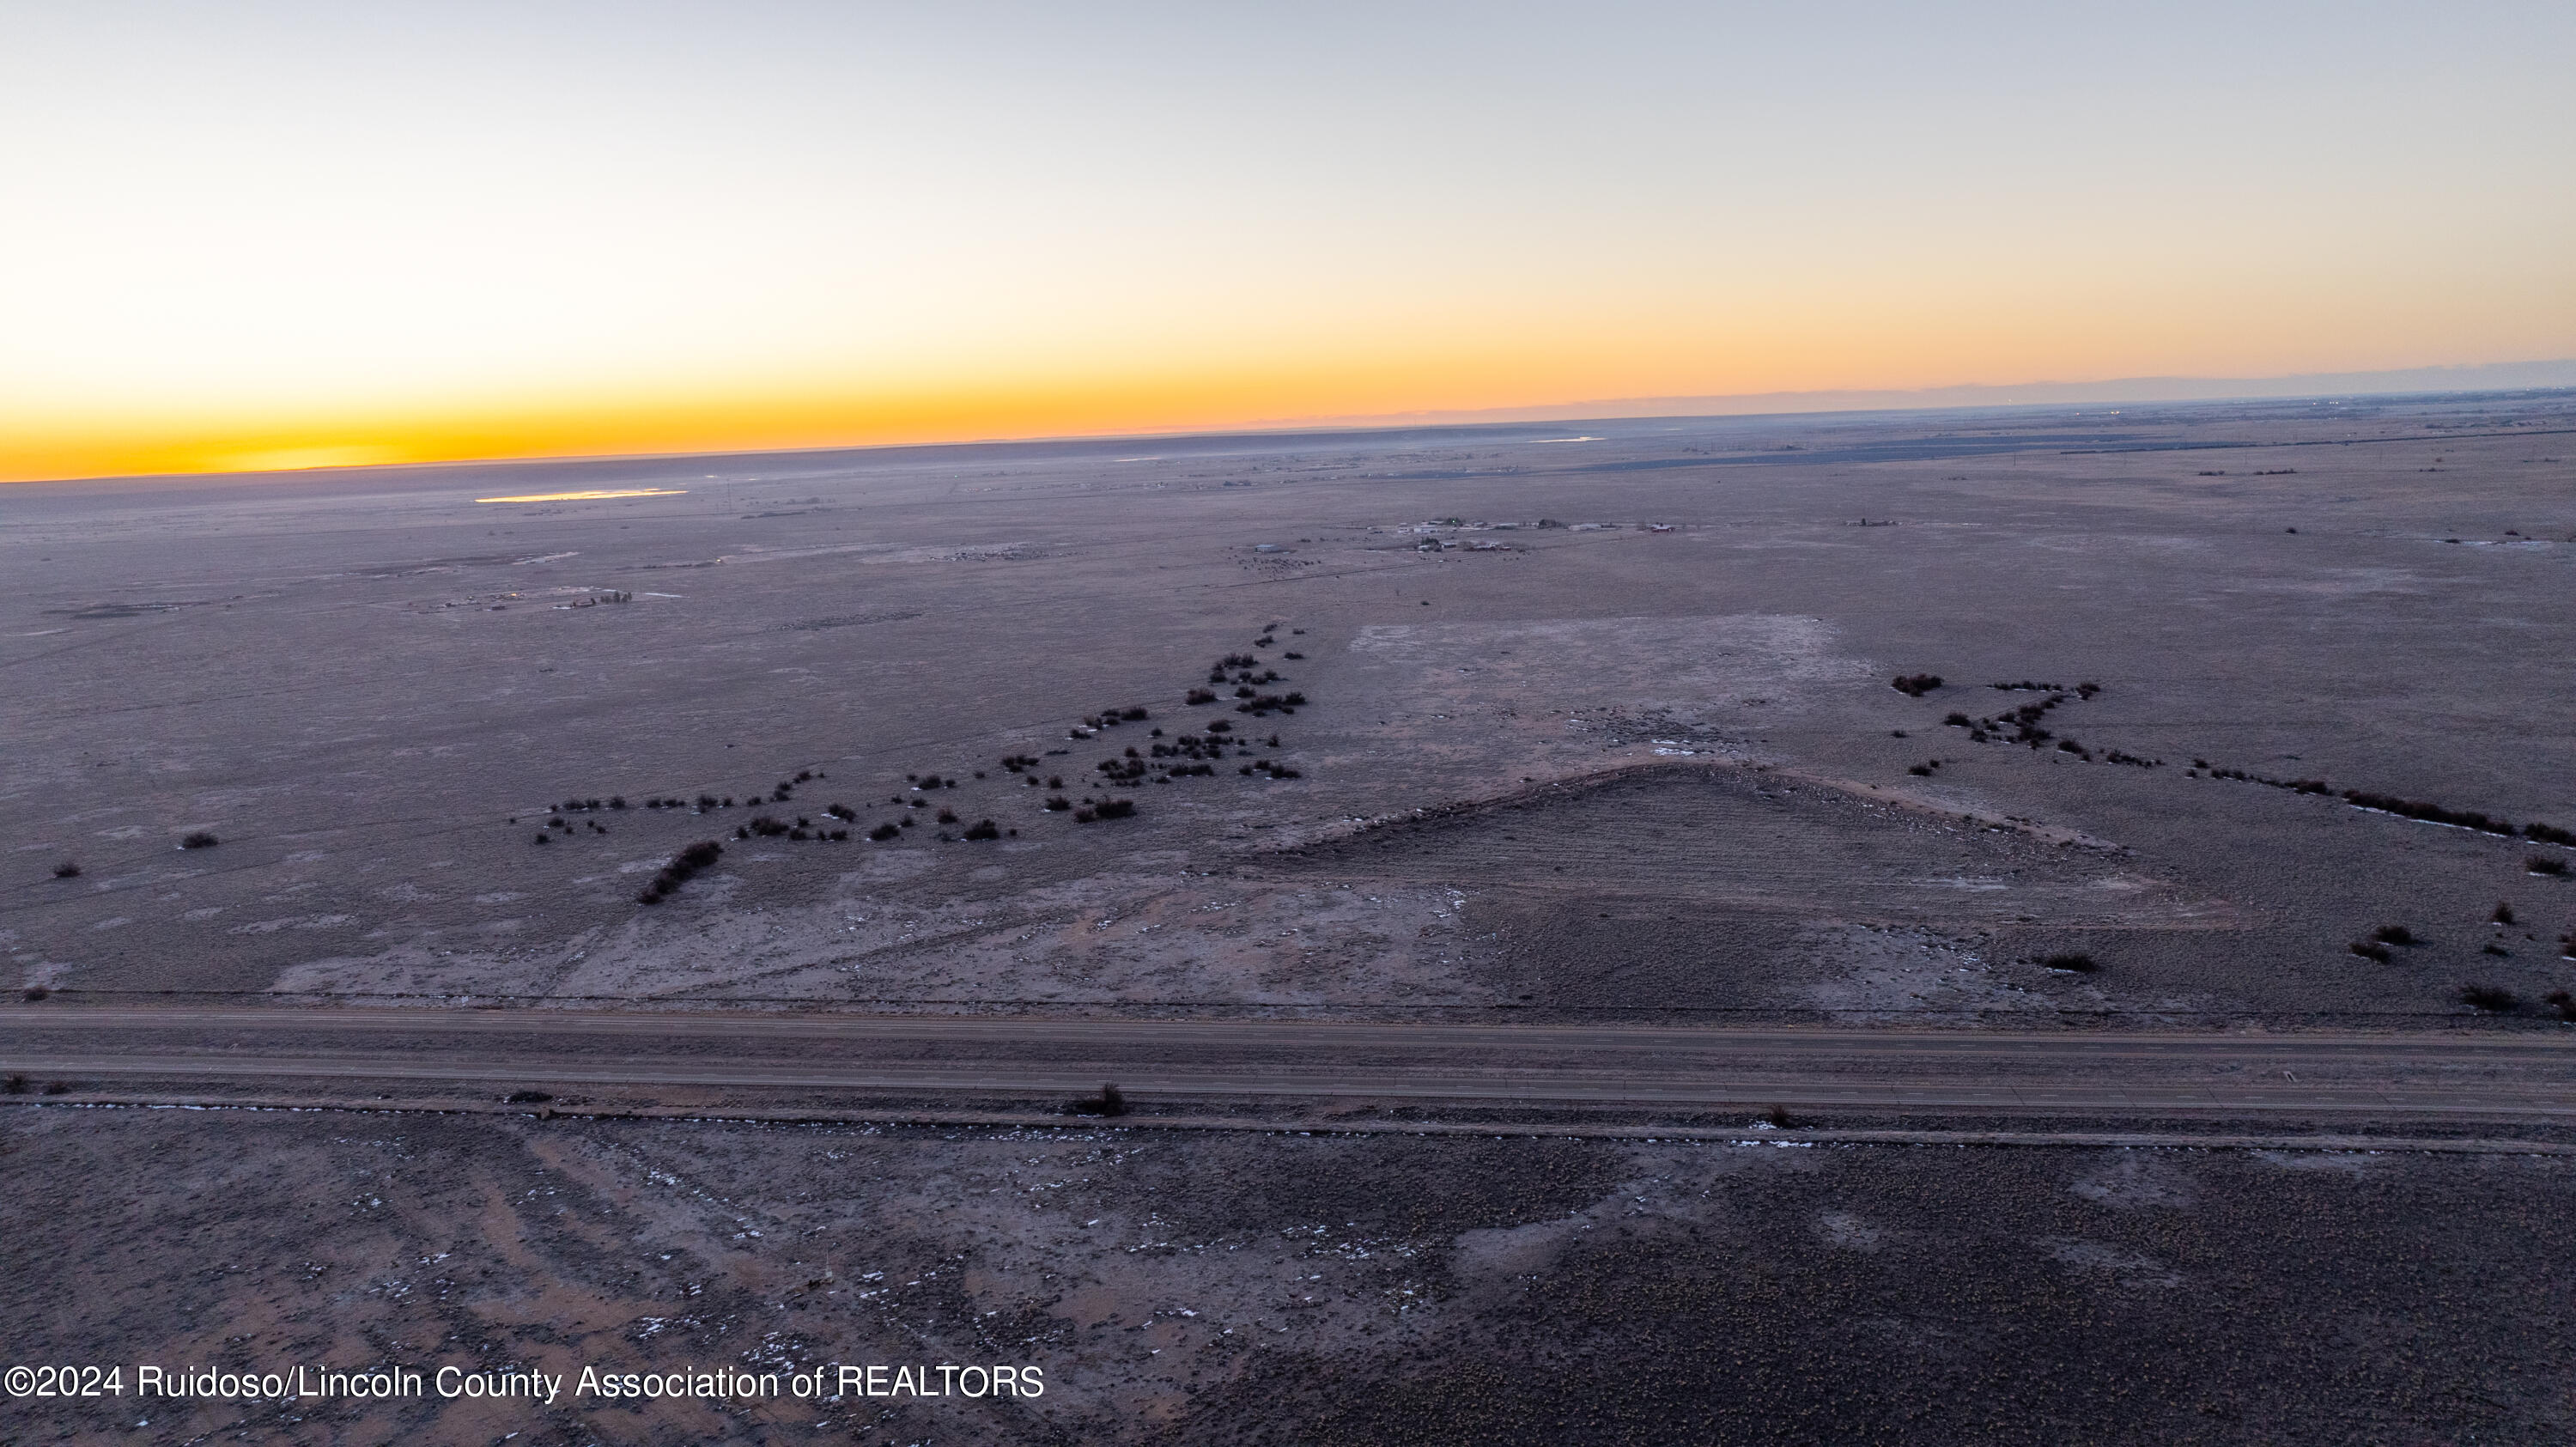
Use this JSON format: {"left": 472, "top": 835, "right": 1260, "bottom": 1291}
{"left": 23, "top": 985, "right": 50, "bottom": 1001}
{"left": 1072, "top": 798, "right": 1136, "bottom": 824}
{"left": 1066, "top": 1082, "right": 1127, "bottom": 1117}
{"left": 2526, "top": 822, "right": 2576, "bottom": 847}
{"left": 2528, "top": 855, "right": 2570, "bottom": 877}
{"left": 963, "top": 819, "right": 1000, "bottom": 842}
{"left": 2041, "top": 951, "right": 2099, "bottom": 973}
{"left": 52, "top": 860, "right": 79, "bottom": 879}
{"left": 3, "top": 1073, "right": 27, "bottom": 1092}
{"left": 2545, "top": 989, "right": 2576, "bottom": 1022}
{"left": 1890, "top": 673, "right": 1943, "bottom": 697}
{"left": 2370, "top": 924, "right": 2419, "bottom": 946}
{"left": 2348, "top": 940, "right": 2393, "bottom": 963}
{"left": 1045, "top": 795, "right": 1072, "bottom": 812}
{"left": 2340, "top": 790, "right": 2517, "bottom": 836}
{"left": 868, "top": 822, "right": 901, "bottom": 842}
{"left": 2492, "top": 902, "right": 2516, "bottom": 925}
{"left": 2458, "top": 984, "right": 2518, "bottom": 1013}
{"left": 636, "top": 839, "right": 724, "bottom": 904}
{"left": 179, "top": 831, "right": 219, "bottom": 849}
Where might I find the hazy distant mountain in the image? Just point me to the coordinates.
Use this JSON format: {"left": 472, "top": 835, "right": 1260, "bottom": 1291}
{"left": 1279, "top": 359, "right": 2576, "bottom": 427}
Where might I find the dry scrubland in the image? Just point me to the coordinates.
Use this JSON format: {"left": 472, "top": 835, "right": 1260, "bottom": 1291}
{"left": 5, "top": 392, "right": 2576, "bottom": 1441}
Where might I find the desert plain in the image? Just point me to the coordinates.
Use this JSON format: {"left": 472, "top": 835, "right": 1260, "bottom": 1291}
{"left": 4, "top": 391, "right": 2575, "bottom": 1443}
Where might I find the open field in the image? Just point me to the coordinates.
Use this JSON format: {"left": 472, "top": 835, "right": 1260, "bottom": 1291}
{"left": 7, "top": 393, "right": 2574, "bottom": 1024}
{"left": 6, "top": 391, "right": 2576, "bottom": 1441}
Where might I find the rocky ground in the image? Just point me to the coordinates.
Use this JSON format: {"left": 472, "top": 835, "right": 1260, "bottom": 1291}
{"left": 3, "top": 1106, "right": 2570, "bottom": 1445}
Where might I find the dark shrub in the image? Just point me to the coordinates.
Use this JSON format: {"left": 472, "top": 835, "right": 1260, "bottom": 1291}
{"left": 1890, "top": 673, "right": 1943, "bottom": 696}
{"left": 1045, "top": 796, "right": 1072, "bottom": 812}
{"left": 963, "top": 819, "right": 1000, "bottom": 841}
{"left": 1907, "top": 764, "right": 1934, "bottom": 776}
{"left": 2370, "top": 924, "right": 2417, "bottom": 946}
{"left": 1761, "top": 1104, "right": 1795, "bottom": 1128}
{"left": 2530, "top": 855, "right": 2571, "bottom": 877}
{"left": 2, "top": 1073, "right": 25, "bottom": 1094}
{"left": 2493, "top": 902, "right": 2516, "bottom": 925}
{"left": 610, "top": 796, "right": 627, "bottom": 809}
{"left": 2340, "top": 790, "right": 2516, "bottom": 836}
{"left": 869, "top": 823, "right": 901, "bottom": 842}
{"left": 2546, "top": 990, "right": 2576, "bottom": 1022}
{"left": 534, "top": 833, "right": 550, "bottom": 845}
{"left": 2041, "top": 951, "right": 2099, "bottom": 973}
{"left": 2482, "top": 943, "right": 2510, "bottom": 957}
{"left": 2525, "top": 822, "right": 2576, "bottom": 847}
{"left": 937, "top": 809, "right": 958, "bottom": 824}
{"left": 1066, "top": 1083, "right": 1127, "bottom": 1116}
{"left": 179, "top": 831, "right": 218, "bottom": 849}
{"left": 1047, "top": 775, "right": 1065, "bottom": 788}
{"left": 2348, "top": 940, "right": 2393, "bottom": 964}
{"left": 41, "top": 1081, "right": 70, "bottom": 1096}
{"left": 826, "top": 803, "right": 855, "bottom": 821}
{"left": 507, "top": 1089, "right": 554, "bottom": 1103}
{"left": 2459, "top": 985, "right": 2517, "bottom": 1013}
{"left": 22, "top": 985, "right": 49, "bottom": 1001}
{"left": 51, "top": 860, "right": 79, "bottom": 879}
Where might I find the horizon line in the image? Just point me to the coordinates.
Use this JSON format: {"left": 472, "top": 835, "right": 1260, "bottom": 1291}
{"left": 17, "top": 356, "right": 2574, "bottom": 489}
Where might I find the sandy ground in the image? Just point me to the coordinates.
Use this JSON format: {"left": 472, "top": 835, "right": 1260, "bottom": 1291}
{"left": 3, "top": 1106, "right": 2570, "bottom": 1446}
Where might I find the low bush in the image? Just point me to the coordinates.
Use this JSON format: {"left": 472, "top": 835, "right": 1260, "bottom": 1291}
{"left": 1045, "top": 796, "right": 1072, "bottom": 812}
{"left": 2041, "top": 951, "right": 2099, "bottom": 973}
{"left": 2458, "top": 984, "right": 2517, "bottom": 1013}
{"left": 2494, "top": 902, "right": 2517, "bottom": 925}
{"left": 1065, "top": 1083, "right": 1127, "bottom": 1116}
{"left": 51, "top": 860, "right": 79, "bottom": 879}
{"left": 22, "top": 985, "right": 49, "bottom": 1001}
{"left": 2348, "top": 940, "right": 2393, "bottom": 964}
{"left": 2525, "top": 822, "right": 2576, "bottom": 847}
{"left": 2341, "top": 790, "right": 2516, "bottom": 836}
{"left": 1907, "top": 763, "right": 1934, "bottom": 776}
{"left": 2546, "top": 990, "right": 2576, "bottom": 1023}
{"left": 869, "top": 823, "right": 901, "bottom": 841}
{"left": 2530, "top": 856, "right": 2571, "bottom": 877}
{"left": 963, "top": 819, "right": 1000, "bottom": 841}
{"left": 2, "top": 1073, "right": 25, "bottom": 1094}
{"left": 1890, "top": 673, "right": 1943, "bottom": 696}
{"left": 1761, "top": 1104, "right": 1795, "bottom": 1128}
{"left": 637, "top": 839, "right": 726, "bottom": 903}
{"left": 2370, "top": 924, "right": 2417, "bottom": 946}
{"left": 180, "top": 831, "right": 219, "bottom": 849}
{"left": 937, "top": 809, "right": 959, "bottom": 824}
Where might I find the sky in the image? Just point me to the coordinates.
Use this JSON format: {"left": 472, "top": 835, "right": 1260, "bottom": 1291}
{"left": 3, "top": 1, "right": 2570, "bottom": 483}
